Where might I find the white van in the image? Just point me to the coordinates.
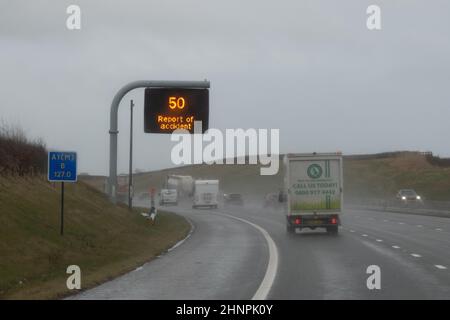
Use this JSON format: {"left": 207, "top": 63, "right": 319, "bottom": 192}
{"left": 284, "top": 153, "right": 343, "bottom": 234}
{"left": 159, "top": 189, "right": 178, "bottom": 206}
{"left": 193, "top": 180, "right": 219, "bottom": 209}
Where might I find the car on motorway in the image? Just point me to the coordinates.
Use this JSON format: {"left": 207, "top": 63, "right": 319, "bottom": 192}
{"left": 223, "top": 193, "right": 244, "bottom": 206}
{"left": 396, "top": 189, "right": 422, "bottom": 202}
{"left": 159, "top": 189, "right": 178, "bottom": 206}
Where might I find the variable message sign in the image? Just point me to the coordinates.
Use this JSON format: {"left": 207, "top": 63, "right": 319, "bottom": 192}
{"left": 144, "top": 88, "right": 209, "bottom": 134}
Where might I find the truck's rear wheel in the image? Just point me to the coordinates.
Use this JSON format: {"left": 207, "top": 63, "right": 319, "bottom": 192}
{"left": 286, "top": 225, "right": 295, "bottom": 234}
{"left": 327, "top": 226, "right": 338, "bottom": 235}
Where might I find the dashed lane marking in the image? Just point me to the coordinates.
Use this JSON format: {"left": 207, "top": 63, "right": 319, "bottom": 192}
{"left": 435, "top": 265, "right": 447, "bottom": 270}
{"left": 348, "top": 228, "right": 444, "bottom": 269}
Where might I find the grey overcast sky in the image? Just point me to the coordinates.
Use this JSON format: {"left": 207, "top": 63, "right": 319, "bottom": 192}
{"left": 1, "top": 0, "right": 449, "bottom": 175}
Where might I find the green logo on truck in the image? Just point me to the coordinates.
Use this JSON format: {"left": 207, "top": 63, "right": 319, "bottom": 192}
{"left": 307, "top": 164, "right": 323, "bottom": 179}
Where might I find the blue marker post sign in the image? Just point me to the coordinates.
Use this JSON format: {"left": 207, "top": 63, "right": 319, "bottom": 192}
{"left": 48, "top": 151, "right": 77, "bottom": 235}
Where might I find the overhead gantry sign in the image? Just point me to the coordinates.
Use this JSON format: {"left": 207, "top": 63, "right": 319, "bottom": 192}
{"left": 144, "top": 88, "right": 209, "bottom": 134}
{"left": 108, "top": 80, "right": 210, "bottom": 203}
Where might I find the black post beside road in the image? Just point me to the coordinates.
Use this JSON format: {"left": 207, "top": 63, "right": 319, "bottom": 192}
{"left": 128, "top": 99, "right": 134, "bottom": 210}
{"left": 61, "top": 182, "right": 64, "bottom": 236}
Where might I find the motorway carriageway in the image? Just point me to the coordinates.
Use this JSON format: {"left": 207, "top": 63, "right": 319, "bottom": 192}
{"left": 70, "top": 201, "right": 450, "bottom": 300}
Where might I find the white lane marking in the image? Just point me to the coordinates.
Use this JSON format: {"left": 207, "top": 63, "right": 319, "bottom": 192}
{"left": 218, "top": 212, "right": 278, "bottom": 300}
{"left": 435, "top": 265, "right": 447, "bottom": 270}
{"left": 392, "top": 245, "right": 401, "bottom": 249}
{"left": 349, "top": 230, "right": 355, "bottom": 233}
{"left": 435, "top": 228, "right": 443, "bottom": 231}
{"left": 383, "top": 220, "right": 389, "bottom": 222}
{"left": 362, "top": 234, "right": 368, "bottom": 237}
{"left": 398, "top": 222, "right": 405, "bottom": 225}
{"left": 133, "top": 266, "right": 143, "bottom": 272}
{"left": 411, "top": 253, "right": 422, "bottom": 258}
{"left": 168, "top": 218, "right": 195, "bottom": 252}
{"left": 376, "top": 239, "right": 383, "bottom": 242}
{"left": 417, "top": 225, "right": 423, "bottom": 228}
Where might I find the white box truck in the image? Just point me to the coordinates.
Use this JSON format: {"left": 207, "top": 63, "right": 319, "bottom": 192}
{"left": 284, "top": 153, "right": 343, "bottom": 234}
{"left": 193, "top": 180, "right": 219, "bottom": 209}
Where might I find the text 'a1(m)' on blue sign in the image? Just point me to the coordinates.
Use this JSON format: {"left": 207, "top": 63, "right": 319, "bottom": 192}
{"left": 48, "top": 151, "right": 77, "bottom": 182}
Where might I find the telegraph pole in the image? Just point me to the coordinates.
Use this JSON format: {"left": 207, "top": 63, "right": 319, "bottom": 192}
{"left": 128, "top": 99, "right": 134, "bottom": 210}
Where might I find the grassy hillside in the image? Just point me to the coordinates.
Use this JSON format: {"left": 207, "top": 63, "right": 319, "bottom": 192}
{"left": 0, "top": 176, "right": 190, "bottom": 299}
{"left": 344, "top": 153, "right": 450, "bottom": 201}
{"left": 81, "top": 163, "right": 283, "bottom": 200}
{"left": 82, "top": 152, "right": 450, "bottom": 202}
{"left": 133, "top": 163, "right": 283, "bottom": 196}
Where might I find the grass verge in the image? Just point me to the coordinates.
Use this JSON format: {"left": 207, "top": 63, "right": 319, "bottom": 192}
{"left": 0, "top": 176, "right": 191, "bottom": 299}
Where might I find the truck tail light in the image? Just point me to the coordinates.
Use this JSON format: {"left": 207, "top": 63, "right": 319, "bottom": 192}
{"left": 294, "top": 218, "right": 302, "bottom": 225}
{"left": 330, "top": 217, "right": 338, "bottom": 224}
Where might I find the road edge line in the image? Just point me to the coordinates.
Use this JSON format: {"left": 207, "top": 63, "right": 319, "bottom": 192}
{"left": 217, "top": 212, "right": 279, "bottom": 300}
{"left": 167, "top": 216, "right": 195, "bottom": 252}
